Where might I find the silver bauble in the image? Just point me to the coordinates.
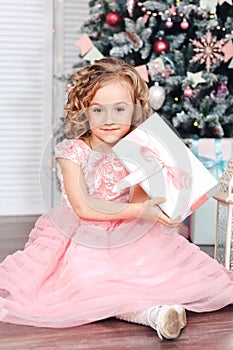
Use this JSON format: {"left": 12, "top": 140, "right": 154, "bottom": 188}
{"left": 149, "top": 83, "right": 166, "bottom": 110}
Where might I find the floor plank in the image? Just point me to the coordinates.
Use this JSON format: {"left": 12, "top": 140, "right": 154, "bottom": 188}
{"left": 1, "top": 309, "right": 233, "bottom": 350}
{"left": 0, "top": 216, "right": 233, "bottom": 350}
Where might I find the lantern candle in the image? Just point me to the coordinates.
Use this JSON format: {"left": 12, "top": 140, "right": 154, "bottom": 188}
{"left": 213, "top": 157, "right": 233, "bottom": 270}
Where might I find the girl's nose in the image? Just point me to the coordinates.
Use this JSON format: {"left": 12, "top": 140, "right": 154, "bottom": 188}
{"left": 104, "top": 107, "right": 114, "bottom": 124}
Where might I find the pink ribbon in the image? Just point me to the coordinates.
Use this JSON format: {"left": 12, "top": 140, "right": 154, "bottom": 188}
{"left": 116, "top": 129, "right": 191, "bottom": 191}
{"left": 140, "top": 145, "right": 191, "bottom": 190}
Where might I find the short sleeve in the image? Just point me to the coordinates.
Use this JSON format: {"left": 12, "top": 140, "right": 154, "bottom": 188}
{"left": 54, "top": 139, "right": 90, "bottom": 166}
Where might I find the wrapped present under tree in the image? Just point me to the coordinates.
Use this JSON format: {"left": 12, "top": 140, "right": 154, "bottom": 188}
{"left": 186, "top": 137, "right": 233, "bottom": 244}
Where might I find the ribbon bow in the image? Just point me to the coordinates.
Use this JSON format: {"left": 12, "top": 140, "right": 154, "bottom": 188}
{"left": 192, "top": 138, "right": 227, "bottom": 179}
{"left": 116, "top": 129, "right": 191, "bottom": 191}
{"left": 140, "top": 145, "right": 191, "bottom": 190}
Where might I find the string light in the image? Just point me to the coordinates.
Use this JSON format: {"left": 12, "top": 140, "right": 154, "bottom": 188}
{"left": 193, "top": 121, "right": 199, "bottom": 127}
{"left": 135, "top": 1, "right": 231, "bottom": 37}
{"left": 210, "top": 11, "right": 215, "bottom": 19}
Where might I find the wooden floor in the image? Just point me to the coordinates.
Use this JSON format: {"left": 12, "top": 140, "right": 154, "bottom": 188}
{"left": 0, "top": 216, "right": 233, "bottom": 350}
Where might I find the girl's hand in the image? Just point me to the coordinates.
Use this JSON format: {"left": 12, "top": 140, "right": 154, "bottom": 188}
{"left": 141, "top": 198, "right": 182, "bottom": 227}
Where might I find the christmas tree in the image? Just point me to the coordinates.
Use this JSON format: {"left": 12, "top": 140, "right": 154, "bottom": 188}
{"left": 62, "top": 0, "right": 233, "bottom": 139}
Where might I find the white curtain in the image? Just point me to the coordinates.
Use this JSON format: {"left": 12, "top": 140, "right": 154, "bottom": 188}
{"left": 0, "top": 0, "right": 53, "bottom": 215}
{"left": 0, "top": 0, "right": 89, "bottom": 215}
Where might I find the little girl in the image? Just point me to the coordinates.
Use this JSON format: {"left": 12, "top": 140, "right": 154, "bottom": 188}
{"left": 1, "top": 57, "right": 233, "bottom": 340}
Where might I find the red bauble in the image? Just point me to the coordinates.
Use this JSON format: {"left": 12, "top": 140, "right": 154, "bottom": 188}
{"left": 106, "top": 11, "right": 121, "bottom": 26}
{"left": 153, "top": 38, "right": 169, "bottom": 54}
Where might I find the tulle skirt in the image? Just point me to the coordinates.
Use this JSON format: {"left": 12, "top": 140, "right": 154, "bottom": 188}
{"left": 1, "top": 206, "right": 233, "bottom": 328}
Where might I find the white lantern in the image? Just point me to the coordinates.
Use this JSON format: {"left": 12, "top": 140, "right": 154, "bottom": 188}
{"left": 213, "top": 157, "right": 233, "bottom": 270}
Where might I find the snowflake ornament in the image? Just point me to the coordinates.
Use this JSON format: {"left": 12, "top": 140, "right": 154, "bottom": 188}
{"left": 190, "top": 30, "right": 227, "bottom": 72}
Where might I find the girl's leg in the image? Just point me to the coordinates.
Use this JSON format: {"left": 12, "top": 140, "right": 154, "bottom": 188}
{"left": 116, "top": 305, "right": 186, "bottom": 340}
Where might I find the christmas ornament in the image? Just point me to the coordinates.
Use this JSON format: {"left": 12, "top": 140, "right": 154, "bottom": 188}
{"left": 148, "top": 57, "right": 165, "bottom": 74}
{"left": 169, "top": 5, "right": 177, "bottom": 14}
{"left": 153, "top": 38, "right": 169, "bottom": 54}
{"left": 106, "top": 11, "right": 121, "bottom": 26}
{"left": 173, "top": 111, "right": 188, "bottom": 128}
{"left": 135, "top": 65, "right": 149, "bottom": 82}
{"left": 217, "top": 82, "right": 230, "bottom": 98}
{"left": 200, "top": 0, "right": 218, "bottom": 13}
{"left": 222, "top": 41, "right": 233, "bottom": 62}
{"left": 218, "top": 0, "right": 232, "bottom": 5}
{"left": 210, "top": 82, "right": 229, "bottom": 100}
{"left": 210, "top": 123, "right": 225, "bottom": 138}
{"left": 180, "top": 19, "right": 189, "bottom": 30}
{"left": 125, "top": 31, "right": 143, "bottom": 49}
{"left": 148, "top": 58, "right": 175, "bottom": 79}
{"left": 65, "top": 81, "right": 73, "bottom": 91}
{"left": 200, "top": 115, "right": 224, "bottom": 137}
{"left": 143, "top": 13, "right": 149, "bottom": 24}
{"left": 149, "top": 83, "right": 166, "bottom": 110}
{"left": 127, "top": 0, "right": 136, "bottom": 17}
{"left": 228, "top": 58, "right": 233, "bottom": 68}
{"left": 184, "top": 86, "right": 193, "bottom": 98}
{"left": 83, "top": 46, "right": 104, "bottom": 63}
{"left": 186, "top": 71, "right": 206, "bottom": 87}
{"left": 190, "top": 30, "right": 227, "bottom": 72}
{"left": 75, "top": 34, "right": 93, "bottom": 56}
{"left": 165, "top": 19, "right": 174, "bottom": 29}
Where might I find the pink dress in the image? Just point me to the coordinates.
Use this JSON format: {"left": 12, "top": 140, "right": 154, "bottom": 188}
{"left": 0, "top": 138, "right": 233, "bottom": 328}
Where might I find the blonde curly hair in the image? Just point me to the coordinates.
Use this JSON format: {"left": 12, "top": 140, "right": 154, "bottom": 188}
{"left": 64, "top": 57, "right": 152, "bottom": 138}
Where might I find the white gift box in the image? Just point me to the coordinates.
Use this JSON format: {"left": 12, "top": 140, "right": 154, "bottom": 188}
{"left": 113, "top": 113, "right": 219, "bottom": 221}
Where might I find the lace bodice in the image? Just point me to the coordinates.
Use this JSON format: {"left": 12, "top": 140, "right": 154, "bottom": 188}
{"left": 55, "top": 139, "right": 130, "bottom": 207}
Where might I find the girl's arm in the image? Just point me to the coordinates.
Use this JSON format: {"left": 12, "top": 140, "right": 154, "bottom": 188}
{"left": 59, "top": 158, "right": 180, "bottom": 227}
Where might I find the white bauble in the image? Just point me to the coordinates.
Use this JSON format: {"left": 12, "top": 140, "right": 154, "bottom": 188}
{"left": 149, "top": 83, "right": 166, "bottom": 110}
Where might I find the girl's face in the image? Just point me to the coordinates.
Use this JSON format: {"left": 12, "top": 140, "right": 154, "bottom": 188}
{"left": 87, "top": 81, "right": 134, "bottom": 149}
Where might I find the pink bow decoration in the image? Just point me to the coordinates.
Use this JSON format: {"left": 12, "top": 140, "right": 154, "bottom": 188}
{"left": 140, "top": 146, "right": 191, "bottom": 190}
{"left": 116, "top": 130, "right": 191, "bottom": 191}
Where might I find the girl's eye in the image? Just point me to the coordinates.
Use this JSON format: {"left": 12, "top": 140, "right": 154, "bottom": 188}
{"left": 93, "top": 108, "right": 103, "bottom": 113}
{"left": 115, "top": 107, "right": 125, "bottom": 112}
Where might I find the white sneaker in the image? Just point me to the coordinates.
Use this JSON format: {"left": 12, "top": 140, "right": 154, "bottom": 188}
{"left": 147, "top": 305, "right": 186, "bottom": 340}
